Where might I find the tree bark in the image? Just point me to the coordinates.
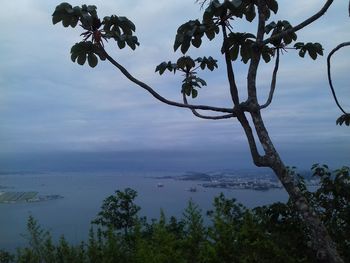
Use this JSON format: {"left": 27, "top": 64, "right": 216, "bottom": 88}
{"left": 249, "top": 111, "right": 344, "bottom": 263}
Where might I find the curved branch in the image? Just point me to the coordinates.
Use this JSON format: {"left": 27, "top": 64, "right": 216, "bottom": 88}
{"left": 263, "top": 0, "right": 334, "bottom": 46}
{"left": 260, "top": 49, "right": 280, "bottom": 109}
{"left": 327, "top": 42, "right": 350, "bottom": 114}
{"left": 101, "top": 49, "right": 234, "bottom": 114}
{"left": 182, "top": 93, "right": 236, "bottom": 120}
{"left": 236, "top": 111, "right": 267, "bottom": 167}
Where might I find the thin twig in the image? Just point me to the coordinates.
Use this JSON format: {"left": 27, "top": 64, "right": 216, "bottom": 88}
{"left": 195, "top": 0, "right": 210, "bottom": 10}
{"left": 260, "top": 49, "right": 280, "bottom": 109}
{"left": 327, "top": 42, "right": 350, "bottom": 114}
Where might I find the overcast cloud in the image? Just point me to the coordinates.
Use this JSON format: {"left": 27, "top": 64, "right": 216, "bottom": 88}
{"left": 0, "top": 1, "right": 349, "bottom": 169}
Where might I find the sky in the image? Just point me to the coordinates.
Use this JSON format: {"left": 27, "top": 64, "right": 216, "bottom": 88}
{"left": 0, "top": 0, "right": 349, "bottom": 171}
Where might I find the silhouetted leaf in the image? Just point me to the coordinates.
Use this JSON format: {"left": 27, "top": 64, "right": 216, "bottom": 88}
{"left": 77, "top": 53, "right": 87, "bottom": 65}
{"left": 266, "top": 0, "right": 278, "bottom": 14}
{"left": 336, "top": 114, "right": 350, "bottom": 126}
{"left": 88, "top": 53, "right": 98, "bottom": 67}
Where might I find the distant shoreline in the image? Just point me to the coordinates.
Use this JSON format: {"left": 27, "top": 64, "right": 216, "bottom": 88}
{"left": 150, "top": 171, "right": 319, "bottom": 191}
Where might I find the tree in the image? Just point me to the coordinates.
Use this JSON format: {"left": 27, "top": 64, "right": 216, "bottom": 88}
{"left": 93, "top": 188, "right": 141, "bottom": 236}
{"left": 52, "top": 1, "right": 348, "bottom": 262}
{"left": 0, "top": 250, "right": 14, "bottom": 263}
{"left": 311, "top": 165, "right": 350, "bottom": 262}
{"left": 182, "top": 200, "right": 207, "bottom": 263}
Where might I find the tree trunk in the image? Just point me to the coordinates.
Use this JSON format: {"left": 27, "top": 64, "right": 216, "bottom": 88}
{"left": 250, "top": 111, "right": 344, "bottom": 263}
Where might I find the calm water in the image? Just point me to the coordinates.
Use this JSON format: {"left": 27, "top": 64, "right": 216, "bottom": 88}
{"left": 0, "top": 171, "right": 289, "bottom": 251}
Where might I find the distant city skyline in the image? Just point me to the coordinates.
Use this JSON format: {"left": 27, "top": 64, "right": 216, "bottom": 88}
{"left": 0, "top": 1, "right": 349, "bottom": 169}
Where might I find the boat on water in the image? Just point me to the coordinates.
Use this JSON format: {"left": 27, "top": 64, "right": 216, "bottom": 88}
{"left": 189, "top": 187, "right": 197, "bottom": 192}
{"left": 157, "top": 183, "right": 164, "bottom": 187}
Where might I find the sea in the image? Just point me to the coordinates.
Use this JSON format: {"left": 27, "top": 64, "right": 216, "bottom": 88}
{"left": 0, "top": 171, "right": 289, "bottom": 251}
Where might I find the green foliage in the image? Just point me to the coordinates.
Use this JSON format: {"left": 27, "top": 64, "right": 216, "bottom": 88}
{"left": 93, "top": 188, "right": 141, "bottom": 235}
{"left": 15, "top": 215, "right": 88, "bottom": 263}
{"left": 16, "top": 215, "right": 48, "bottom": 262}
{"left": 174, "top": 20, "right": 212, "bottom": 54}
{"left": 222, "top": 32, "right": 256, "bottom": 63}
{"left": 182, "top": 200, "right": 207, "bottom": 262}
{"left": 70, "top": 41, "right": 105, "bottom": 67}
{"left": 52, "top": 3, "right": 89, "bottom": 28}
{"left": 173, "top": 0, "right": 280, "bottom": 54}
{"left": 311, "top": 164, "right": 350, "bottom": 261}
{"left": 265, "top": 20, "right": 297, "bottom": 47}
{"left": 156, "top": 56, "right": 217, "bottom": 75}
{"left": 156, "top": 56, "right": 217, "bottom": 99}
{"left": 134, "top": 211, "right": 186, "bottom": 263}
{"left": 103, "top": 15, "right": 139, "bottom": 50}
{"left": 182, "top": 75, "right": 207, "bottom": 99}
{"left": 52, "top": 2, "right": 139, "bottom": 68}
{"left": 254, "top": 202, "right": 315, "bottom": 262}
{"left": 0, "top": 250, "right": 14, "bottom": 263}
{"left": 294, "top": 42, "right": 324, "bottom": 60}
{"left": 234, "top": 212, "right": 292, "bottom": 263}
{"left": 206, "top": 193, "right": 247, "bottom": 262}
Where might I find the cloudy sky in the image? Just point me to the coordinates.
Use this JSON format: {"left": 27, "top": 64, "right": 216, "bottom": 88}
{"left": 0, "top": 0, "right": 349, "bottom": 170}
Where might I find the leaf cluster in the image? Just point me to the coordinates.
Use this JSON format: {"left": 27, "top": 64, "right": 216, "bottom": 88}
{"left": 70, "top": 41, "right": 105, "bottom": 67}
{"left": 53, "top": 2, "right": 139, "bottom": 67}
{"left": 155, "top": 56, "right": 217, "bottom": 98}
{"left": 174, "top": 20, "right": 219, "bottom": 54}
{"left": 294, "top": 42, "right": 324, "bottom": 60}
{"left": 52, "top": 3, "right": 98, "bottom": 29}
{"left": 241, "top": 0, "right": 279, "bottom": 22}
{"left": 174, "top": 0, "right": 279, "bottom": 55}
{"left": 336, "top": 113, "right": 350, "bottom": 126}
{"left": 265, "top": 20, "right": 297, "bottom": 47}
{"left": 156, "top": 56, "right": 218, "bottom": 74}
{"left": 202, "top": 0, "right": 244, "bottom": 23}
{"left": 103, "top": 15, "right": 139, "bottom": 50}
{"left": 223, "top": 32, "right": 256, "bottom": 63}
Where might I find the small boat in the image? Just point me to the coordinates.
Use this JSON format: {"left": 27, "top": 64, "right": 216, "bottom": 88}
{"left": 157, "top": 183, "right": 164, "bottom": 187}
{"left": 189, "top": 187, "right": 197, "bottom": 192}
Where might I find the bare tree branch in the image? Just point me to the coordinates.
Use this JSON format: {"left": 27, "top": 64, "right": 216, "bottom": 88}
{"left": 222, "top": 24, "right": 240, "bottom": 105}
{"left": 247, "top": 1, "right": 267, "bottom": 101}
{"left": 101, "top": 48, "right": 234, "bottom": 114}
{"left": 256, "top": 1, "right": 267, "bottom": 43}
{"left": 236, "top": 111, "right": 267, "bottom": 166}
{"left": 260, "top": 49, "right": 280, "bottom": 109}
{"left": 263, "top": 0, "right": 334, "bottom": 46}
{"left": 182, "top": 93, "right": 236, "bottom": 120}
{"left": 327, "top": 41, "right": 350, "bottom": 114}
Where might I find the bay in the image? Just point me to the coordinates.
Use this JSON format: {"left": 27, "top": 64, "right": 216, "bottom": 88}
{"left": 0, "top": 171, "right": 288, "bottom": 251}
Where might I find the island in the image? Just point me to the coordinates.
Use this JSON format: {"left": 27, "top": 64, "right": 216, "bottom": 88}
{"left": 0, "top": 191, "right": 63, "bottom": 204}
{"left": 151, "top": 171, "right": 319, "bottom": 191}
